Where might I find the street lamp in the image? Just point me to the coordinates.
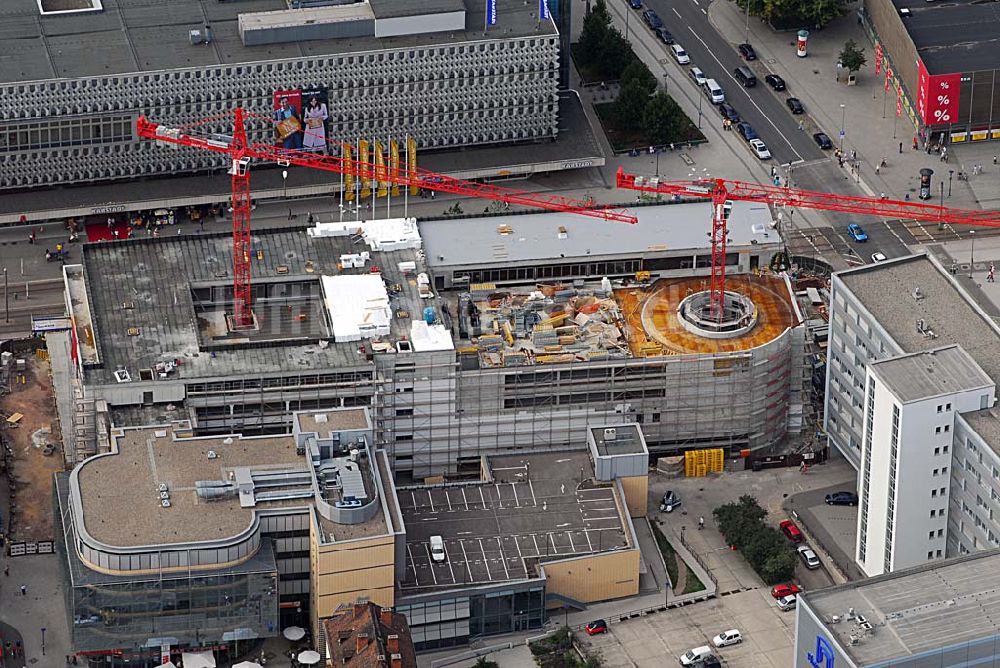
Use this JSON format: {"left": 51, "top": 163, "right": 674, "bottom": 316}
{"left": 839, "top": 104, "right": 846, "bottom": 153}
{"left": 744, "top": 0, "right": 751, "bottom": 43}
{"left": 970, "top": 230, "right": 976, "bottom": 279}
{"left": 625, "top": 0, "right": 630, "bottom": 41}
{"left": 3, "top": 268, "right": 7, "bottom": 324}
{"left": 41, "top": 627, "right": 46, "bottom": 656}
{"left": 281, "top": 169, "right": 288, "bottom": 198}
{"left": 948, "top": 169, "right": 954, "bottom": 197}
{"left": 697, "top": 94, "right": 703, "bottom": 129}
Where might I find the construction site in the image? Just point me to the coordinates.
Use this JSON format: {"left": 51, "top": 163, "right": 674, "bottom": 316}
{"left": 47, "top": 193, "right": 811, "bottom": 482}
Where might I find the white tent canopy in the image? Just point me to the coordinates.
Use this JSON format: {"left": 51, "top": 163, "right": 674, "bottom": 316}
{"left": 282, "top": 626, "right": 306, "bottom": 641}
{"left": 298, "top": 649, "right": 322, "bottom": 665}
{"left": 232, "top": 662, "right": 263, "bottom": 668}
{"left": 180, "top": 650, "right": 216, "bottom": 668}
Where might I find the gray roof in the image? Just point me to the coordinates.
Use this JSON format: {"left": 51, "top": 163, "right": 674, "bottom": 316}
{"left": 887, "top": 0, "right": 1000, "bottom": 75}
{"left": 420, "top": 200, "right": 778, "bottom": 269}
{"left": 591, "top": 425, "right": 647, "bottom": 457}
{"left": 801, "top": 548, "right": 1000, "bottom": 665}
{"left": 369, "top": 0, "right": 465, "bottom": 18}
{"left": 78, "top": 226, "right": 426, "bottom": 385}
{"left": 836, "top": 254, "right": 1000, "bottom": 384}
{"left": 958, "top": 408, "right": 1000, "bottom": 458}
{"left": 869, "top": 345, "right": 993, "bottom": 404}
{"left": 0, "top": 0, "right": 554, "bottom": 84}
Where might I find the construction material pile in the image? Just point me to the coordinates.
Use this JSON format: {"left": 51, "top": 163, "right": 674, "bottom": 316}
{"left": 459, "top": 281, "right": 631, "bottom": 367}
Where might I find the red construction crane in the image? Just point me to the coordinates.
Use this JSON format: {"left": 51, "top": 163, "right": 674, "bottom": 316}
{"left": 136, "top": 109, "right": 636, "bottom": 328}
{"left": 616, "top": 167, "right": 1000, "bottom": 320}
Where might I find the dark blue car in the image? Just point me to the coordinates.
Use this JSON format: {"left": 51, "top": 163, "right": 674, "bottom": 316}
{"left": 825, "top": 491, "right": 859, "bottom": 506}
{"left": 629, "top": 0, "right": 642, "bottom": 8}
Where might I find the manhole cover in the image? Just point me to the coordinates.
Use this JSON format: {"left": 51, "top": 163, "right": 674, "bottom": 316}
{"left": 680, "top": 153, "right": 695, "bottom": 166}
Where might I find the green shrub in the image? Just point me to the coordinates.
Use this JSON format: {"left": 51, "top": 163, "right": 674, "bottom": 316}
{"left": 713, "top": 495, "right": 796, "bottom": 584}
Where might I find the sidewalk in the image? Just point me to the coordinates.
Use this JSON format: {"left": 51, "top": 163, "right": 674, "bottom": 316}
{"left": 708, "top": 0, "right": 1000, "bottom": 213}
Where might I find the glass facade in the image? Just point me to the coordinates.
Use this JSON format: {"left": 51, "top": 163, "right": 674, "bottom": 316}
{"left": 56, "top": 475, "right": 280, "bottom": 667}
{"left": 397, "top": 583, "right": 545, "bottom": 651}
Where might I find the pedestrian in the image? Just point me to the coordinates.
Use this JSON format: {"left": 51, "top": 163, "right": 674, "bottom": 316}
{"left": 112, "top": 228, "right": 119, "bottom": 239}
{"left": 20, "top": 584, "right": 26, "bottom": 596}
{"left": 913, "top": 137, "right": 919, "bottom": 150}
{"left": 3, "top": 565, "right": 8, "bottom": 576}
{"left": 287, "top": 208, "right": 293, "bottom": 221}
{"left": 307, "top": 212, "right": 314, "bottom": 225}
{"left": 851, "top": 150, "right": 857, "bottom": 161}
{"left": 875, "top": 164, "right": 880, "bottom": 175}
{"left": 899, "top": 141, "right": 903, "bottom": 154}
{"left": 28, "top": 231, "right": 35, "bottom": 244}
{"left": 797, "top": 120, "right": 804, "bottom": 131}
{"left": 994, "top": 155, "right": 998, "bottom": 165}
{"left": 880, "top": 192, "right": 886, "bottom": 199}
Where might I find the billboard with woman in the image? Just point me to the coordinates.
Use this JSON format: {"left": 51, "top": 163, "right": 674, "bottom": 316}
{"left": 301, "top": 88, "right": 330, "bottom": 154}
{"left": 272, "top": 89, "right": 303, "bottom": 150}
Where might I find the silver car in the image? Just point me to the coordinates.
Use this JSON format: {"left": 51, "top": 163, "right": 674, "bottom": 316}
{"left": 797, "top": 545, "right": 821, "bottom": 569}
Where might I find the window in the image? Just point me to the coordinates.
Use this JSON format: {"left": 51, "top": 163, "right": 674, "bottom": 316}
{"left": 931, "top": 509, "right": 937, "bottom": 518}
{"left": 933, "top": 468, "right": 939, "bottom": 476}
{"left": 945, "top": 425, "right": 951, "bottom": 433}
{"left": 928, "top": 551, "right": 934, "bottom": 559}
{"left": 937, "top": 405, "right": 943, "bottom": 413}
{"left": 947, "top": 403, "right": 952, "bottom": 411}
{"left": 937, "top": 549, "right": 943, "bottom": 557}
{"left": 945, "top": 445, "right": 950, "bottom": 454}
{"left": 935, "top": 447, "right": 941, "bottom": 455}
{"left": 936, "top": 426, "right": 942, "bottom": 434}
{"left": 929, "top": 531, "right": 935, "bottom": 539}
{"left": 932, "top": 489, "right": 938, "bottom": 498}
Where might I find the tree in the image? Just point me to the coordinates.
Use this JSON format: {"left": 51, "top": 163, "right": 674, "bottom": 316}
{"left": 839, "top": 39, "right": 867, "bottom": 74}
{"left": 598, "top": 29, "right": 634, "bottom": 78}
{"left": 757, "top": 0, "right": 848, "bottom": 28}
{"left": 578, "top": 0, "right": 613, "bottom": 68}
{"left": 615, "top": 80, "right": 652, "bottom": 127}
{"left": 621, "top": 61, "right": 657, "bottom": 96}
{"left": 642, "top": 93, "right": 686, "bottom": 144}
{"left": 473, "top": 658, "right": 500, "bottom": 668}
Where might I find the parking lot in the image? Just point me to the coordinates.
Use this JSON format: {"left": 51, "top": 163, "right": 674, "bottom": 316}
{"left": 399, "top": 452, "right": 628, "bottom": 592}
{"left": 580, "top": 588, "right": 798, "bottom": 667}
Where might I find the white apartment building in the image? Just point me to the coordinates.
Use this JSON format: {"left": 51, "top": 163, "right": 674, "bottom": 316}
{"left": 856, "top": 346, "right": 995, "bottom": 577}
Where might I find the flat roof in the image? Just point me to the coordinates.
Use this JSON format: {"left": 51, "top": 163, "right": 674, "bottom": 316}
{"left": 420, "top": 201, "right": 777, "bottom": 269}
{"left": 959, "top": 407, "right": 1000, "bottom": 458}
{"left": 869, "top": 345, "right": 993, "bottom": 403}
{"left": 0, "top": 0, "right": 554, "bottom": 84}
{"left": 398, "top": 451, "right": 632, "bottom": 594}
{"left": 887, "top": 0, "right": 1000, "bottom": 75}
{"left": 75, "top": 226, "right": 426, "bottom": 385}
{"left": 837, "top": 254, "right": 1000, "bottom": 384}
{"left": 73, "top": 416, "right": 389, "bottom": 549}
{"left": 802, "top": 548, "right": 1000, "bottom": 665}
{"left": 591, "top": 425, "right": 646, "bottom": 457}
{"left": 296, "top": 407, "right": 371, "bottom": 437}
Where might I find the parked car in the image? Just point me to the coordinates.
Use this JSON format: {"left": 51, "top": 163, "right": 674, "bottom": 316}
{"left": 628, "top": 0, "right": 643, "bottom": 8}
{"left": 655, "top": 27, "right": 675, "bottom": 44}
{"left": 430, "top": 535, "right": 447, "bottom": 562}
{"left": 642, "top": 9, "right": 663, "bottom": 28}
{"left": 661, "top": 490, "right": 681, "bottom": 512}
{"left": 749, "top": 138, "right": 771, "bottom": 160}
{"left": 712, "top": 629, "right": 743, "bottom": 647}
{"left": 735, "top": 121, "right": 758, "bottom": 142}
{"left": 690, "top": 66, "right": 707, "bottom": 87}
{"left": 670, "top": 44, "right": 690, "bottom": 64}
{"left": 680, "top": 646, "right": 714, "bottom": 666}
{"left": 585, "top": 619, "right": 608, "bottom": 635}
{"left": 703, "top": 78, "right": 725, "bottom": 104}
{"left": 826, "top": 491, "right": 860, "bottom": 506}
{"left": 813, "top": 132, "right": 833, "bottom": 149}
{"left": 798, "top": 545, "right": 821, "bottom": 569}
{"left": 786, "top": 97, "right": 805, "bottom": 114}
{"left": 871, "top": 251, "right": 887, "bottom": 263}
{"left": 702, "top": 656, "right": 722, "bottom": 668}
{"left": 718, "top": 102, "right": 740, "bottom": 123}
{"left": 738, "top": 42, "right": 757, "bottom": 60}
{"left": 764, "top": 73, "right": 786, "bottom": 90}
{"left": 847, "top": 224, "right": 868, "bottom": 242}
{"left": 771, "top": 583, "right": 803, "bottom": 599}
{"left": 779, "top": 519, "right": 804, "bottom": 543}
{"left": 777, "top": 594, "right": 798, "bottom": 611}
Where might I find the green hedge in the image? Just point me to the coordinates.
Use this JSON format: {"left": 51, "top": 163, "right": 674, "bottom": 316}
{"left": 713, "top": 495, "right": 798, "bottom": 585}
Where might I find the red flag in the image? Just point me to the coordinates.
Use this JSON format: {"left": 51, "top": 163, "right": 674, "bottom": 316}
{"left": 875, "top": 44, "right": 883, "bottom": 75}
{"left": 885, "top": 67, "right": 892, "bottom": 92}
{"left": 896, "top": 92, "right": 902, "bottom": 117}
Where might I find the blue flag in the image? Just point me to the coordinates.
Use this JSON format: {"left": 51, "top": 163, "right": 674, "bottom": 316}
{"left": 487, "top": 0, "right": 497, "bottom": 25}
{"left": 540, "top": 0, "right": 549, "bottom": 19}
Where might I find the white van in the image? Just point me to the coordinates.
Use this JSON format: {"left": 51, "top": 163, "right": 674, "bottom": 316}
{"left": 703, "top": 79, "right": 724, "bottom": 104}
{"left": 680, "top": 646, "right": 713, "bottom": 665}
{"left": 430, "top": 535, "right": 446, "bottom": 562}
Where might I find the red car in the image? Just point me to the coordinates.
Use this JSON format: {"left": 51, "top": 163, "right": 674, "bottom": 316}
{"left": 780, "top": 519, "right": 804, "bottom": 543}
{"left": 585, "top": 619, "right": 608, "bottom": 635}
{"left": 771, "top": 583, "right": 803, "bottom": 599}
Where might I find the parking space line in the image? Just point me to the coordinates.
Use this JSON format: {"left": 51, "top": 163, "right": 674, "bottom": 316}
{"left": 446, "top": 490, "right": 453, "bottom": 512}
{"left": 549, "top": 533, "right": 558, "bottom": 554}
{"left": 498, "top": 540, "right": 511, "bottom": 580}
{"left": 462, "top": 487, "right": 469, "bottom": 510}
{"left": 532, "top": 533, "right": 541, "bottom": 556}
{"left": 568, "top": 531, "right": 576, "bottom": 553}
{"left": 424, "top": 544, "right": 438, "bottom": 585}
{"left": 410, "top": 491, "right": 416, "bottom": 510}
{"left": 446, "top": 548, "right": 457, "bottom": 583}
{"left": 514, "top": 536, "right": 524, "bottom": 562}
{"left": 478, "top": 538, "right": 494, "bottom": 581}
{"left": 460, "top": 540, "right": 474, "bottom": 582}
{"left": 479, "top": 486, "right": 487, "bottom": 508}
{"left": 512, "top": 483, "right": 520, "bottom": 507}
{"left": 529, "top": 480, "right": 537, "bottom": 506}
{"left": 406, "top": 544, "right": 419, "bottom": 582}
{"left": 495, "top": 483, "right": 503, "bottom": 509}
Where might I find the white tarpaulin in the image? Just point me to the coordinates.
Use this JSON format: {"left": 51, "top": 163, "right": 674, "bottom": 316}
{"left": 298, "top": 650, "right": 322, "bottom": 665}
{"left": 180, "top": 651, "right": 216, "bottom": 668}
{"left": 322, "top": 274, "right": 391, "bottom": 342}
{"left": 232, "top": 662, "right": 263, "bottom": 668}
{"left": 282, "top": 626, "right": 306, "bottom": 641}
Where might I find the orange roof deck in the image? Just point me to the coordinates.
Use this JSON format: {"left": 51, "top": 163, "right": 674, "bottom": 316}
{"left": 615, "top": 275, "right": 798, "bottom": 356}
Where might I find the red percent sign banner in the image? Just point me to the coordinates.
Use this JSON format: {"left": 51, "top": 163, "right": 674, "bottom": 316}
{"left": 917, "top": 59, "right": 960, "bottom": 125}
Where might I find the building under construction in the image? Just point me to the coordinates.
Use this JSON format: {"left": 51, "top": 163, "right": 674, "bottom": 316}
{"left": 53, "top": 201, "right": 806, "bottom": 479}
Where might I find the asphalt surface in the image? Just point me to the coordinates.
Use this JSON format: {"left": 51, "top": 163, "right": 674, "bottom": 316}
{"left": 628, "top": 0, "right": 913, "bottom": 260}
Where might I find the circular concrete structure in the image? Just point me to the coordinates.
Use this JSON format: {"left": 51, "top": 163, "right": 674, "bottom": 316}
{"left": 677, "top": 290, "right": 758, "bottom": 339}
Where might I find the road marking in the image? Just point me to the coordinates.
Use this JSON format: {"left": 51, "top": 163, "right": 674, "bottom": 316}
{"left": 532, "top": 533, "right": 541, "bottom": 556}
{"left": 460, "top": 540, "right": 474, "bottom": 582}
{"left": 692, "top": 0, "right": 699, "bottom": 5}
{"left": 428, "top": 491, "right": 435, "bottom": 513}
{"left": 529, "top": 479, "right": 537, "bottom": 506}
{"left": 512, "top": 483, "right": 520, "bottom": 508}
{"left": 882, "top": 220, "right": 907, "bottom": 246}
{"left": 424, "top": 544, "right": 438, "bottom": 585}
{"left": 687, "top": 26, "right": 803, "bottom": 160}
{"left": 462, "top": 487, "right": 469, "bottom": 510}
{"left": 672, "top": 7, "right": 682, "bottom": 17}
{"left": 406, "top": 544, "right": 419, "bottom": 580}
{"left": 446, "top": 491, "right": 453, "bottom": 512}
{"left": 499, "top": 540, "right": 511, "bottom": 580}
{"left": 584, "top": 528, "right": 595, "bottom": 551}
{"left": 479, "top": 486, "right": 486, "bottom": 508}
{"left": 701, "top": 8, "right": 706, "bottom": 13}
{"left": 446, "top": 549, "right": 457, "bottom": 583}
{"left": 568, "top": 531, "right": 577, "bottom": 553}
{"left": 479, "top": 539, "right": 494, "bottom": 581}
{"left": 495, "top": 483, "right": 503, "bottom": 509}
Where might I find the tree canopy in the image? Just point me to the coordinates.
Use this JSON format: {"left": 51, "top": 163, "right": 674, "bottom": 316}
{"left": 839, "top": 39, "right": 867, "bottom": 74}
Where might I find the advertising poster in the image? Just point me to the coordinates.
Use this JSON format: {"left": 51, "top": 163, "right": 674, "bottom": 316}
{"left": 375, "top": 141, "right": 388, "bottom": 197}
{"left": 300, "top": 88, "right": 330, "bottom": 154}
{"left": 407, "top": 137, "right": 419, "bottom": 196}
{"left": 540, "top": 0, "right": 549, "bottom": 20}
{"left": 343, "top": 143, "right": 355, "bottom": 201}
{"left": 917, "top": 59, "right": 960, "bottom": 125}
{"left": 487, "top": 0, "right": 497, "bottom": 25}
{"left": 272, "top": 89, "right": 303, "bottom": 150}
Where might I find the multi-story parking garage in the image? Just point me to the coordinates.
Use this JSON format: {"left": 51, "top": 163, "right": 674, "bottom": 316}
{"left": 0, "top": 0, "right": 561, "bottom": 191}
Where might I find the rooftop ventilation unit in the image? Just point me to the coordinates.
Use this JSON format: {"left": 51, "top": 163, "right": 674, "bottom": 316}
{"left": 603, "top": 427, "right": 617, "bottom": 441}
